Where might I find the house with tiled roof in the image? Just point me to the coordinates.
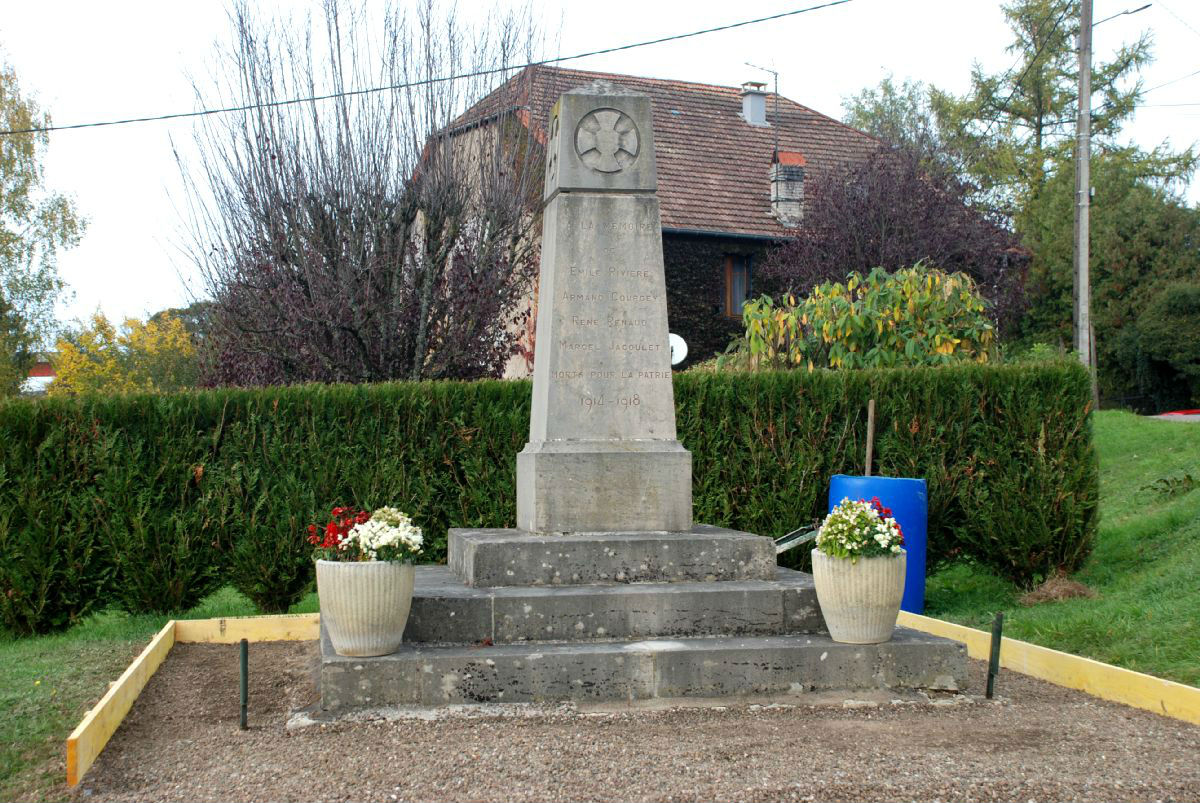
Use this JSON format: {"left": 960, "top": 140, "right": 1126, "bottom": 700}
{"left": 20, "top": 353, "right": 56, "bottom": 395}
{"left": 457, "top": 65, "right": 882, "bottom": 370}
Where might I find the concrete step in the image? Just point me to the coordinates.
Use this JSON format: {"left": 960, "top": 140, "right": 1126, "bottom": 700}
{"left": 319, "top": 628, "right": 967, "bottom": 710}
{"left": 405, "top": 566, "right": 824, "bottom": 645}
{"left": 448, "top": 525, "right": 777, "bottom": 587}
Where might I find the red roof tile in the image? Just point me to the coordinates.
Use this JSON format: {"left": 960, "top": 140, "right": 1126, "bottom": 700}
{"left": 461, "top": 65, "right": 880, "bottom": 238}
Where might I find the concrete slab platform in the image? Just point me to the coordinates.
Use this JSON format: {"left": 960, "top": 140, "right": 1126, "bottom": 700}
{"left": 319, "top": 627, "right": 967, "bottom": 710}
{"left": 448, "top": 525, "right": 777, "bottom": 587}
{"left": 405, "top": 566, "right": 824, "bottom": 644}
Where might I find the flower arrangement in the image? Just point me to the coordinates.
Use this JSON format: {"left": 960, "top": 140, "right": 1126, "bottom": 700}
{"left": 815, "top": 496, "right": 904, "bottom": 561}
{"left": 307, "top": 506, "right": 424, "bottom": 562}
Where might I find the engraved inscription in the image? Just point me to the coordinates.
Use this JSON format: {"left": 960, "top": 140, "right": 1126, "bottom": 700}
{"left": 547, "top": 193, "right": 672, "bottom": 419}
{"left": 569, "top": 266, "right": 655, "bottom": 279}
{"left": 561, "top": 292, "right": 659, "bottom": 302}
{"left": 551, "top": 369, "right": 670, "bottom": 381}
{"left": 575, "top": 109, "right": 639, "bottom": 173}
{"left": 575, "top": 220, "right": 654, "bottom": 232}
{"left": 581, "top": 394, "right": 641, "bottom": 410}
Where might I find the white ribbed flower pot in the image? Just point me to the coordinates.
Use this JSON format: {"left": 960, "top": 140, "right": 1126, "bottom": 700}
{"left": 316, "top": 559, "right": 415, "bottom": 657}
{"left": 811, "top": 549, "right": 906, "bottom": 644}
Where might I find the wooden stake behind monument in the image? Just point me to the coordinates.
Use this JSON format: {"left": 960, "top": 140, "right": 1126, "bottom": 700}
{"left": 516, "top": 82, "right": 692, "bottom": 534}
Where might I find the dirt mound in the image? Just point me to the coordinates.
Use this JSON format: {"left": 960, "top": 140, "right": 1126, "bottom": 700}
{"left": 1019, "top": 572, "right": 1098, "bottom": 605}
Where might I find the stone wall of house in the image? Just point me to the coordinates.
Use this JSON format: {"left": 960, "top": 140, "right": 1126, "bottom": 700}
{"left": 662, "top": 233, "right": 773, "bottom": 366}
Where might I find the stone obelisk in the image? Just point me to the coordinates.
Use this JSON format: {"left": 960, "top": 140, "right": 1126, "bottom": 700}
{"left": 516, "top": 82, "right": 691, "bottom": 534}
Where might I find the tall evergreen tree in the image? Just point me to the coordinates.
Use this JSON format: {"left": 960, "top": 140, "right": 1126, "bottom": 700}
{"left": 935, "top": 0, "right": 1153, "bottom": 218}
{"left": 842, "top": 0, "right": 1198, "bottom": 406}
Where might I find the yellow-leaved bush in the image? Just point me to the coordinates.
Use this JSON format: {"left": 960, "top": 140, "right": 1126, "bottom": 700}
{"left": 50, "top": 313, "right": 198, "bottom": 396}
{"left": 734, "top": 263, "right": 996, "bottom": 371}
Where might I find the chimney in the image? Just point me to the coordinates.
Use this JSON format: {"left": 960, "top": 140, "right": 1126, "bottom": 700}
{"left": 741, "top": 81, "right": 768, "bottom": 126}
{"left": 770, "top": 151, "right": 805, "bottom": 226}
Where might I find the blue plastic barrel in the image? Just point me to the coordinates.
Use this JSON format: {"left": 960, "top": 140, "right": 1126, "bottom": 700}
{"left": 827, "top": 475, "right": 928, "bottom": 614}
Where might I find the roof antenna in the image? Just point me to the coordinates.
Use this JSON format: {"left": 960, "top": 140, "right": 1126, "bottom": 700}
{"left": 745, "top": 61, "right": 780, "bottom": 160}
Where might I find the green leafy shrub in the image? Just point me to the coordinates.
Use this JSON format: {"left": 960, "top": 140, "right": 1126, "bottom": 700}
{"left": 1136, "top": 281, "right": 1200, "bottom": 403}
{"left": 0, "top": 362, "right": 1096, "bottom": 632}
{"left": 732, "top": 264, "right": 996, "bottom": 370}
{"left": 1102, "top": 281, "right": 1200, "bottom": 412}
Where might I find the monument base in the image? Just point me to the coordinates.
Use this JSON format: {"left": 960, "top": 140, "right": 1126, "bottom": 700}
{"left": 516, "top": 440, "right": 691, "bottom": 533}
{"left": 448, "top": 526, "right": 776, "bottom": 587}
{"left": 318, "top": 619, "right": 965, "bottom": 710}
{"left": 316, "top": 534, "right": 969, "bottom": 711}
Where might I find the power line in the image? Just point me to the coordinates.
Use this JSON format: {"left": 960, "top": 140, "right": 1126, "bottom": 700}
{"left": 0, "top": 0, "right": 852, "bottom": 138}
{"left": 1140, "top": 66, "right": 1200, "bottom": 95}
{"left": 1086, "top": 66, "right": 1200, "bottom": 117}
{"left": 1093, "top": 3, "right": 1151, "bottom": 28}
{"left": 978, "top": 2, "right": 1076, "bottom": 139}
{"left": 1155, "top": 0, "right": 1200, "bottom": 41}
{"left": 1038, "top": 66, "right": 1200, "bottom": 126}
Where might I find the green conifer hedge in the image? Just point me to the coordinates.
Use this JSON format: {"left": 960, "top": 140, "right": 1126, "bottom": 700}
{"left": 0, "top": 362, "right": 1097, "bottom": 634}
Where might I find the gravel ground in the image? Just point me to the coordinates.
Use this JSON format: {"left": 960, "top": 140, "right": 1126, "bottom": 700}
{"left": 67, "top": 641, "right": 1200, "bottom": 802}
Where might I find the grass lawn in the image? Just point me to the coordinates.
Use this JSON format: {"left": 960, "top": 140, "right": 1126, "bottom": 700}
{"left": 927, "top": 409, "right": 1200, "bottom": 686}
{"left": 1, "top": 409, "right": 1196, "bottom": 800}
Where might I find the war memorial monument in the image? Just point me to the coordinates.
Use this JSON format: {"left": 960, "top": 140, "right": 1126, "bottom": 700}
{"left": 319, "top": 82, "right": 965, "bottom": 708}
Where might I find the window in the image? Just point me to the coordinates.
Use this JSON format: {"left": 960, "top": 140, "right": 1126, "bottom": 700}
{"left": 724, "top": 254, "right": 753, "bottom": 317}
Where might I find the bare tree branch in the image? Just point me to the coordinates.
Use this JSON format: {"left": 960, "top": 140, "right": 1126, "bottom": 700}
{"left": 178, "top": 0, "right": 543, "bottom": 385}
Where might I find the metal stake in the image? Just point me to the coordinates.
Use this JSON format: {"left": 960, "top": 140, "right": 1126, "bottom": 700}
{"left": 864, "top": 399, "right": 876, "bottom": 477}
{"left": 239, "top": 638, "right": 248, "bottom": 729}
{"left": 986, "top": 612, "right": 1004, "bottom": 699}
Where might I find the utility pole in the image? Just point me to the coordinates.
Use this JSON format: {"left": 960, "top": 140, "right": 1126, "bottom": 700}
{"left": 1075, "top": 0, "right": 1098, "bottom": 405}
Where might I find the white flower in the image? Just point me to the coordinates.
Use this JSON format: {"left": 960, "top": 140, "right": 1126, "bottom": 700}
{"left": 816, "top": 497, "right": 902, "bottom": 559}
{"left": 345, "top": 510, "right": 424, "bottom": 561}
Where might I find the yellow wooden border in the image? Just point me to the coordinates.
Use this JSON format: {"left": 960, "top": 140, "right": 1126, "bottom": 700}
{"left": 66, "top": 620, "right": 176, "bottom": 787}
{"left": 898, "top": 611, "right": 1200, "bottom": 726}
{"left": 174, "top": 612, "right": 319, "bottom": 644}
{"left": 66, "top": 613, "right": 321, "bottom": 787}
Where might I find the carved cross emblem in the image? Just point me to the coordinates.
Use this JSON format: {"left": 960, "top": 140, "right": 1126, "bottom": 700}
{"left": 575, "top": 108, "right": 639, "bottom": 173}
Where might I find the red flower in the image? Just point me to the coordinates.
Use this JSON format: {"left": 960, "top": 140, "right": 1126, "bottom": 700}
{"left": 307, "top": 505, "right": 372, "bottom": 556}
{"left": 856, "top": 496, "right": 903, "bottom": 542}
{"left": 868, "top": 496, "right": 893, "bottom": 517}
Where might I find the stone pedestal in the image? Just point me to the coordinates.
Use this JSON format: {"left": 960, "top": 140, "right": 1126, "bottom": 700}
{"left": 516, "top": 441, "right": 691, "bottom": 534}
{"left": 448, "top": 526, "right": 778, "bottom": 587}
{"left": 516, "top": 84, "right": 691, "bottom": 534}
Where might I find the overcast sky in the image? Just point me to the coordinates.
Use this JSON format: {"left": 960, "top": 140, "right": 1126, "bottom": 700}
{"left": 2, "top": 0, "right": 1197, "bottom": 329}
